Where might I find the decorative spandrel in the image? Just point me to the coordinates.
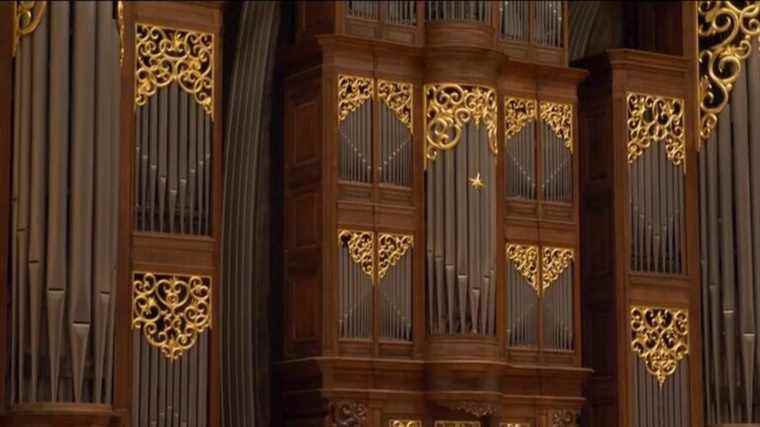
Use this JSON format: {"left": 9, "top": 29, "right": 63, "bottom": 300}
{"left": 504, "top": 96, "right": 537, "bottom": 140}
{"left": 338, "top": 230, "right": 375, "bottom": 279}
{"left": 377, "top": 233, "right": 414, "bottom": 281}
{"left": 378, "top": 79, "right": 413, "bottom": 132}
{"left": 630, "top": 305, "right": 689, "bottom": 387}
{"left": 338, "top": 75, "right": 374, "bottom": 124}
{"left": 541, "top": 246, "right": 574, "bottom": 292}
{"left": 424, "top": 83, "right": 498, "bottom": 162}
{"left": 625, "top": 92, "right": 686, "bottom": 169}
{"left": 135, "top": 23, "right": 215, "bottom": 119}
{"left": 539, "top": 101, "right": 574, "bottom": 153}
{"left": 698, "top": 1, "right": 760, "bottom": 144}
{"left": 132, "top": 272, "right": 212, "bottom": 360}
{"left": 506, "top": 243, "right": 540, "bottom": 293}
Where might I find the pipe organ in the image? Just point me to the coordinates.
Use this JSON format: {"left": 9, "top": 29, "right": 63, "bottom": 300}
{"left": 281, "top": 2, "right": 588, "bottom": 426}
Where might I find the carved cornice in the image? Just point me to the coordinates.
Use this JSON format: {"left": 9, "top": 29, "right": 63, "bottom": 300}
{"left": 539, "top": 101, "right": 573, "bottom": 153}
{"left": 549, "top": 410, "right": 580, "bottom": 427}
{"left": 504, "top": 96, "right": 537, "bottom": 140}
{"left": 378, "top": 79, "right": 413, "bottom": 132}
{"left": 630, "top": 305, "right": 689, "bottom": 386}
{"left": 330, "top": 400, "right": 368, "bottom": 427}
{"left": 338, "top": 74, "right": 374, "bottom": 124}
{"left": 377, "top": 233, "right": 414, "bottom": 281}
{"left": 338, "top": 230, "right": 375, "bottom": 279}
{"left": 131, "top": 272, "right": 212, "bottom": 360}
{"left": 506, "top": 243, "right": 540, "bottom": 293}
{"left": 12, "top": 1, "right": 47, "bottom": 57}
{"left": 541, "top": 246, "right": 574, "bottom": 292}
{"left": 625, "top": 92, "right": 686, "bottom": 170}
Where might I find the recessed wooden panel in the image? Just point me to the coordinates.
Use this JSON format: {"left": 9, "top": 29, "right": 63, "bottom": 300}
{"left": 293, "top": 192, "right": 319, "bottom": 248}
{"left": 291, "top": 278, "right": 320, "bottom": 342}
{"left": 294, "top": 101, "right": 319, "bottom": 165}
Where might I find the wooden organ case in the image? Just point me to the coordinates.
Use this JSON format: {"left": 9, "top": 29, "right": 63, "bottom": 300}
{"left": 280, "top": 2, "right": 589, "bottom": 426}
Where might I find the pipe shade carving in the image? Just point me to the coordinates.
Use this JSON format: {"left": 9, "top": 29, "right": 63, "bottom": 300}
{"left": 377, "top": 232, "right": 414, "bottom": 281}
{"left": 550, "top": 410, "right": 580, "bottom": 427}
{"left": 338, "top": 230, "right": 375, "bottom": 279}
{"left": 131, "top": 272, "right": 213, "bottom": 360}
{"left": 630, "top": 306, "right": 689, "bottom": 387}
{"left": 541, "top": 246, "right": 574, "bottom": 292}
{"left": 505, "top": 243, "right": 539, "bottom": 292}
{"left": 625, "top": 92, "right": 686, "bottom": 169}
{"left": 434, "top": 423, "right": 481, "bottom": 427}
{"left": 135, "top": 23, "right": 215, "bottom": 119}
{"left": 338, "top": 74, "right": 374, "bottom": 124}
{"left": 504, "top": 96, "right": 537, "bottom": 140}
{"left": 12, "top": 0, "right": 47, "bottom": 57}
{"left": 378, "top": 79, "right": 413, "bottom": 132}
{"left": 698, "top": 1, "right": 760, "bottom": 145}
{"left": 330, "top": 400, "right": 368, "bottom": 427}
{"left": 539, "top": 101, "right": 573, "bottom": 153}
{"left": 391, "top": 421, "right": 422, "bottom": 427}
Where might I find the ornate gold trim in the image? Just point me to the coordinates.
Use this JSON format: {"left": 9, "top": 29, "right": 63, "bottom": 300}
{"left": 434, "top": 422, "right": 481, "bottom": 427}
{"left": 378, "top": 79, "right": 413, "bottom": 133}
{"left": 117, "top": 1, "right": 125, "bottom": 66}
{"left": 504, "top": 96, "right": 537, "bottom": 140}
{"left": 625, "top": 92, "right": 686, "bottom": 170}
{"left": 630, "top": 305, "right": 689, "bottom": 387}
{"left": 390, "top": 421, "right": 422, "bottom": 427}
{"left": 539, "top": 101, "right": 573, "bottom": 153}
{"left": 339, "top": 230, "right": 375, "bottom": 279}
{"left": 506, "top": 243, "right": 539, "bottom": 293}
{"left": 424, "top": 83, "right": 498, "bottom": 163}
{"left": 131, "top": 272, "right": 212, "bottom": 361}
{"left": 338, "top": 74, "right": 374, "bottom": 124}
{"left": 499, "top": 424, "right": 531, "bottom": 427}
{"left": 541, "top": 246, "right": 574, "bottom": 292}
{"left": 135, "top": 23, "right": 214, "bottom": 119}
{"left": 330, "top": 400, "right": 368, "bottom": 427}
{"left": 13, "top": 1, "right": 48, "bottom": 57}
{"left": 698, "top": 1, "right": 760, "bottom": 144}
{"left": 549, "top": 410, "right": 580, "bottom": 427}
{"left": 377, "top": 233, "right": 413, "bottom": 281}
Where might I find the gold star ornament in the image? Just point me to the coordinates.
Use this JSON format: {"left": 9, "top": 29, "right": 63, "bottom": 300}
{"left": 469, "top": 173, "right": 485, "bottom": 189}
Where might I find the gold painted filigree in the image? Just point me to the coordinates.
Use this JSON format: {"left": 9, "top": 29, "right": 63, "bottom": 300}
{"left": 377, "top": 233, "right": 413, "bottom": 281}
{"left": 338, "top": 75, "right": 374, "bottom": 124}
{"left": 424, "top": 83, "right": 498, "bottom": 163}
{"left": 330, "top": 400, "right": 368, "bottom": 427}
{"left": 135, "top": 23, "right": 214, "bottom": 119}
{"left": 132, "top": 272, "right": 212, "bottom": 361}
{"left": 500, "top": 424, "right": 531, "bottom": 427}
{"left": 541, "top": 247, "right": 574, "bottom": 292}
{"left": 434, "top": 422, "right": 481, "bottom": 427}
{"left": 339, "top": 230, "right": 375, "bottom": 279}
{"left": 117, "top": 1, "right": 125, "bottom": 66}
{"left": 13, "top": 1, "right": 47, "bottom": 57}
{"left": 630, "top": 305, "right": 689, "bottom": 387}
{"left": 506, "top": 243, "right": 539, "bottom": 293}
{"left": 504, "top": 96, "right": 537, "bottom": 140}
{"left": 698, "top": 1, "right": 760, "bottom": 144}
{"left": 378, "top": 79, "right": 413, "bottom": 132}
{"left": 539, "top": 101, "right": 573, "bottom": 153}
{"left": 626, "top": 92, "right": 686, "bottom": 169}
{"left": 550, "top": 410, "right": 580, "bottom": 427}
{"left": 390, "top": 421, "right": 422, "bottom": 427}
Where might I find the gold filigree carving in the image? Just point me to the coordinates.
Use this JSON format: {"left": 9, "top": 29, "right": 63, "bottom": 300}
{"left": 452, "top": 401, "right": 496, "bottom": 418}
{"left": 135, "top": 23, "right": 214, "bottom": 119}
{"left": 338, "top": 75, "right": 374, "bottom": 124}
{"left": 339, "top": 230, "right": 375, "bottom": 279}
{"left": 377, "top": 233, "right": 413, "bottom": 281}
{"left": 434, "top": 422, "right": 481, "bottom": 427}
{"left": 541, "top": 246, "right": 574, "bottom": 292}
{"left": 330, "top": 400, "right": 368, "bottom": 427}
{"left": 378, "top": 79, "right": 413, "bottom": 132}
{"left": 424, "top": 83, "right": 498, "bottom": 163}
{"left": 698, "top": 1, "right": 760, "bottom": 144}
{"left": 630, "top": 305, "right": 689, "bottom": 387}
{"left": 13, "top": 1, "right": 48, "bottom": 57}
{"left": 506, "top": 243, "right": 539, "bottom": 293}
{"left": 390, "top": 421, "right": 422, "bottom": 427}
{"left": 504, "top": 96, "right": 537, "bottom": 140}
{"left": 117, "top": 1, "right": 125, "bottom": 66}
{"left": 131, "top": 272, "right": 212, "bottom": 361}
{"left": 626, "top": 92, "right": 686, "bottom": 169}
{"left": 550, "top": 410, "right": 580, "bottom": 427}
{"left": 499, "top": 424, "right": 531, "bottom": 427}
{"left": 539, "top": 101, "right": 573, "bottom": 153}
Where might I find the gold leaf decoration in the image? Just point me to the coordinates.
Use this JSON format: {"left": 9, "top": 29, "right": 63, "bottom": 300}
{"left": 424, "top": 83, "right": 498, "bottom": 163}
{"left": 338, "top": 230, "right": 375, "bottom": 279}
{"left": 434, "top": 422, "right": 481, "bottom": 427}
{"left": 550, "top": 410, "right": 580, "bottom": 427}
{"left": 390, "top": 421, "right": 423, "bottom": 427}
{"left": 506, "top": 243, "right": 539, "bottom": 293}
{"left": 132, "top": 272, "right": 212, "bottom": 360}
{"left": 135, "top": 23, "right": 214, "bottom": 119}
{"left": 541, "top": 246, "right": 574, "bottom": 292}
{"left": 330, "top": 400, "right": 368, "bottom": 427}
{"left": 13, "top": 1, "right": 47, "bottom": 57}
{"left": 377, "top": 233, "right": 414, "bottom": 281}
{"left": 117, "top": 1, "right": 125, "bottom": 66}
{"left": 338, "top": 74, "right": 374, "bottom": 124}
{"left": 539, "top": 101, "right": 573, "bottom": 153}
{"left": 630, "top": 305, "right": 689, "bottom": 387}
{"left": 626, "top": 92, "right": 686, "bottom": 169}
{"left": 698, "top": 1, "right": 760, "bottom": 144}
{"left": 499, "top": 424, "right": 531, "bottom": 427}
{"left": 504, "top": 96, "right": 537, "bottom": 140}
{"left": 378, "top": 79, "right": 413, "bottom": 132}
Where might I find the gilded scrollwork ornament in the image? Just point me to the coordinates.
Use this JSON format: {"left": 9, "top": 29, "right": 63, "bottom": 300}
{"left": 434, "top": 422, "right": 481, "bottom": 427}
{"left": 132, "top": 272, "right": 212, "bottom": 360}
{"left": 539, "top": 101, "right": 574, "bottom": 153}
{"left": 338, "top": 75, "right": 374, "bottom": 124}
{"left": 506, "top": 243, "right": 540, "bottom": 293}
{"left": 338, "top": 230, "right": 375, "bottom": 279}
{"left": 541, "top": 247, "right": 574, "bottom": 292}
{"left": 549, "top": 410, "right": 580, "bottom": 427}
{"left": 504, "top": 96, "right": 537, "bottom": 140}
{"left": 117, "top": 1, "right": 125, "bottom": 66}
{"left": 377, "top": 233, "right": 414, "bottom": 281}
{"left": 390, "top": 421, "right": 423, "bottom": 427}
{"left": 330, "top": 400, "right": 368, "bottom": 427}
{"left": 135, "top": 23, "right": 215, "bottom": 119}
{"left": 625, "top": 92, "right": 686, "bottom": 169}
{"left": 698, "top": 1, "right": 760, "bottom": 144}
{"left": 13, "top": 1, "right": 48, "bottom": 57}
{"left": 378, "top": 79, "right": 413, "bottom": 132}
{"left": 424, "top": 83, "right": 498, "bottom": 163}
{"left": 630, "top": 305, "right": 689, "bottom": 387}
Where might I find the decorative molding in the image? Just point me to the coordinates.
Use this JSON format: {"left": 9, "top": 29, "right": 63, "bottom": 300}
{"left": 698, "top": 1, "right": 760, "bottom": 145}
{"left": 377, "top": 233, "right": 414, "bottom": 281}
{"left": 549, "top": 410, "right": 580, "bottom": 427}
{"left": 330, "top": 400, "right": 368, "bottom": 427}
{"left": 390, "top": 421, "right": 423, "bottom": 427}
{"left": 506, "top": 243, "right": 540, "bottom": 293}
{"left": 434, "top": 422, "right": 481, "bottom": 427}
{"left": 451, "top": 401, "right": 496, "bottom": 418}
{"left": 12, "top": 0, "right": 47, "bottom": 57}
{"left": 338, "top": 74, "right": 374, "bottom": 124}
{"left": 378, "top": 79, "right": 413, "bottom": 133}
{"left": 541, "top": 246, "right": 574, "bottom": 292}
{"left": 630, "top": 305, "right": 689, "bottom": 387}
{"left": 135, "top": 23, "right": 215, "bottom": 119}
{"left": 504, "top": 96, "right": 537, "bottom": 140}
{"left": 625, "top": 92, "right": 686, "bottom": 169}
{"left": 424, "top": 83, "right": 498, "bottom": 163}
{"left": 131, "top": 272, "right": 212, "bottom": 360}
{"left": 499, "top": 424, "right": 531, "bottom": 427}
{"left": 539, "top": 101, "right": 573, "bottom": 153}
{"left": 117, "top": 1, "right": 125, "bottom": 66}
{"left": 338, "top": 230, "right": 375, "bottom": 279}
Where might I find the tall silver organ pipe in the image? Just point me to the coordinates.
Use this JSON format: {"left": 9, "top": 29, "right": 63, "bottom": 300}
{"left": 339, "top": 101, "right": 373, "bottom": 184}
{"left": 531, "top": 1, "right": 563, "bottom": 47}
{"left": 379, "top": 98, "right": 412, "bottom": 187}
{"left": 387, "top": 1, "right": 417, "bottom": 26}
{"left": 542, "top": 122, "right": 573, "bottom": 202}
{"left": 505, "top": 122, "right": 536, "bottom": 200}
{"left": 346, "top": 1, "right": 379, "bottom": 20}
{"left": 426, "top": 1, "right": 491, "bottom": 23}
{"left": 501, "top": 1, "right": 529, "bottom": 41}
